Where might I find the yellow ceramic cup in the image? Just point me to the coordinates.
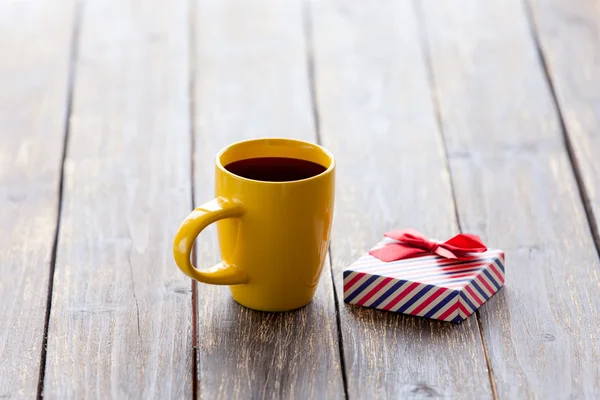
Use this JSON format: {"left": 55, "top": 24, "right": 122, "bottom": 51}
{"left": 173, "top": 138, "right": 335, "bottom": 311}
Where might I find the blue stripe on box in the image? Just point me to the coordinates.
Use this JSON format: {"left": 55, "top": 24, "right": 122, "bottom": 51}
{"left": 460, "top": 292, "right": 477, "bottom": 312}
{"left": 368, "top": 280, "right": 407, "bottom": 308}
{"left": 451, "top": 314, "right": 463, "bottom": 323}
{"left": 423, "top": 291, "right": 459, "bottom": 319}
{"left": 494, "top": 258, "right": 505, "bottom": 273}
{"left": 471, "top": 280, "right": 490, "bottom": 300}
{"left": 345, "top": 275, "right": 379, "bottom": 303}
{"left": 396, "top": 285, "right": 436, "bottom": 313}
{"left": 482, "top": 268, "right": 501, "bottom": 290}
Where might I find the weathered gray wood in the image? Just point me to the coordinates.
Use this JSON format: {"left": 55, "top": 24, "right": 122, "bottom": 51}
{"left": 43, "top": 0, "right": 193, "bottom": 398}
{"left": 0, "top": 2, "right": 75, "bottom": 398}
{"left": 527, "top": 0, "right": 600, "bottom": 247}
{"left": 420, "top": 0, "right": 600, "bottom": 397}
{"left": 309, "top": 1, "right": 493, "bottom": 398}
{"left": 191, "top": 0, "right": 344, "bottom": 398}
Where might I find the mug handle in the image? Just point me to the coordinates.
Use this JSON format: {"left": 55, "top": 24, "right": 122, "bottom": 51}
{"left": 173, "top": 197, "right": 248, "bottom": 285}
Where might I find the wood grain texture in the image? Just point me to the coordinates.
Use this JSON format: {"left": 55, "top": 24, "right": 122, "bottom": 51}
{"left": 527, "top": 0, "right": 600, "bottom": 246}
{"left": 191, "top": 0, "right": 344, "bottom": 398}
{"left": 43, "top": 0, "right": 193, "bottom": 398}
{"left": 420, "top": 0, "right": 600, "bottom": 397}
{"left": 0, "top": 1, "right": 75, "bottom": 398}
{"left": 309, "top": 1, "right": 493, "bottom": 398}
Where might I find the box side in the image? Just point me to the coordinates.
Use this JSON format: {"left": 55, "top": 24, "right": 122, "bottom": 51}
{"left": 462, "top": 266, "right": 500, "bottom": 315}
{"left": 459, "top": 291, "right": 476, "bottom": 321}
{"left": 342, "top": 269, "right": 367, "bottom": 303}
{"left": 405, "top": 288, "right": 461, "bottom": 322}
{"left": 476, "top": 256, "right": 505, "bottom": 297}
{"left": 344, "top": 274, "right": 472, "bottom": 324}
{"left": 457, "top": 253, "right": 506, "bottom": 320}
{"left": 488, "top": 254, "right": 506, "bottom": 286}
{"left": 343, "top": 269, "right": 405, "bottom": 308}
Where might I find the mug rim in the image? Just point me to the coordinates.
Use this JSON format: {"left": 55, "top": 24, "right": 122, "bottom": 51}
{"left": 215, "top": 137, "right": 335, "bottom": 185}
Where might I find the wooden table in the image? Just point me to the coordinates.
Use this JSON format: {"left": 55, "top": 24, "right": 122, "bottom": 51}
{"left": 2, "top": 0, "right": 599, "bottom": 398}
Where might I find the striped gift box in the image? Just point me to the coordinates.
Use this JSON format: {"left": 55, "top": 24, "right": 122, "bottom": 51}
{"left": 343, "top": 238, "right": 505, "bottom": 323}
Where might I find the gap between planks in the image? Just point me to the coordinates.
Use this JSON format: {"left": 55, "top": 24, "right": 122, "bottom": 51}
{"left": 187, "top": 0, "right": 199, "bottom": 397}
{"left": 301, "top": 1, "right": 349, "bottom": 399}
{"left": 521, "top": 0, "right": 600, "bottom": 260}
{"left": 36, "top": 2, "right": 83, "bottom": 398}
{"left": 412, "top": 1, "right": 499, "bottom": 398}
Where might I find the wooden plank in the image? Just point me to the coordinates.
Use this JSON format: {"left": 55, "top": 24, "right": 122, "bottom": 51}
{"left": 309, "top": 1, "right": 493, "bottom": 398}
{"left": 43, "top": 0, "right": 193, "bottom": 398}
{"left": 420, "top": 0, "right": 600, "bottom": 397}
{"left": 0, "top": 1, "right": 75, "bottom": 398}
{"left": 527, "top": 0, "right": 600, "bottom": 247}
{"left": 191, "top": 0, "right": 344, "bottom": 398}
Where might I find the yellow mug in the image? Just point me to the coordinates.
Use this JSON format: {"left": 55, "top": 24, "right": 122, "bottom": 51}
{"left": 173, "top": 138, "right": 335, "bottom": 311}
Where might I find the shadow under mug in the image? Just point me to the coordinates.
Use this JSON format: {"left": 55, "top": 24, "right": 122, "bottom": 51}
{"left": 173, "top": 138, "right": 335, "bottom": 311}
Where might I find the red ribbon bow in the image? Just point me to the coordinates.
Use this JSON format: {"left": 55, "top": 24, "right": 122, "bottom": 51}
{"left": 369, "top": 229, "right": 487, "bottom": 262}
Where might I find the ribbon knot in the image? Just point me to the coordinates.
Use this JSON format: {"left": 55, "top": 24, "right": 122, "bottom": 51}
{"left": 369, "top": 228, "right": 487, "bottom": 262}
{"left": 425, "top": 241, "right": 439, "bottom": 253}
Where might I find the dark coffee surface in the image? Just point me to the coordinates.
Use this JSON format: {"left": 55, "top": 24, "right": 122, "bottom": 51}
{"left": 224, "top": 157, "right": 327, "bottom": 182}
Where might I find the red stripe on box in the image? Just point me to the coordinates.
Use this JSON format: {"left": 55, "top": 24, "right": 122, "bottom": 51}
{"left": 382, "top": 282, "right": 420, "bottom": 311}
{"left": 458, "top": 301, "right": 470, "bottom": 318}
{"left": 437, "top": 301, "right": 458, "bottom": 321}
{"left": 465, "top": 285, "right": 483, "bottom": 306}
{"left": 477, "top": 274, "right": 495, "bottom": 295}
{"left": 410, "top": 287, "right": 447, "bottom": 315}
{"left": 343, "top": 272, "right": 366, "bottom": 293}
{"left": 489, "top": 262, "right": 504, "bottom": 284}
{"left": 355, "top": 277, "right": 394, "bottom": 306}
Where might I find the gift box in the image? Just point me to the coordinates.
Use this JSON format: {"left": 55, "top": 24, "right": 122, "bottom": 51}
{"left": 343, "top": 230, "right": 505, "bottom": 323}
